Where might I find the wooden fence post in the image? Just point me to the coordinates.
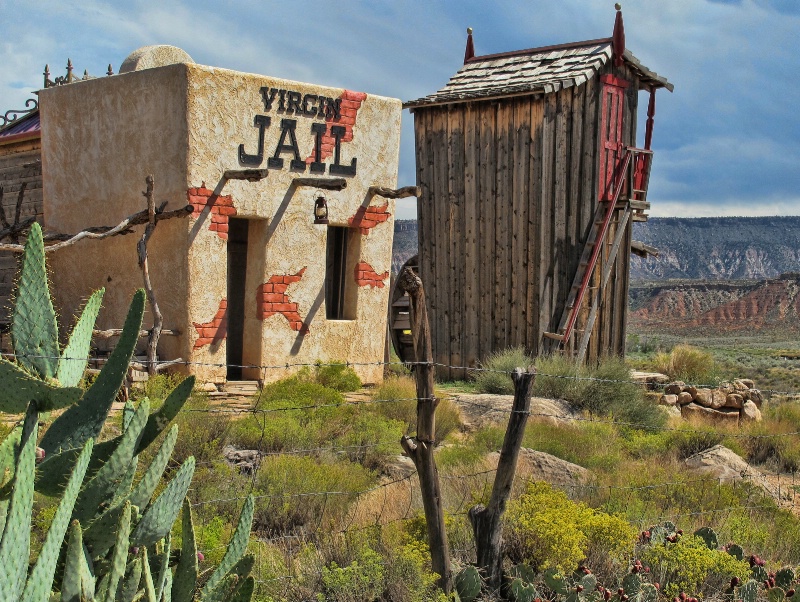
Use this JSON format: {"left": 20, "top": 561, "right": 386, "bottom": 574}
{"left": 469, "top": 366, "right": 536, "bottom": 589}
{"left": 396, "top": 267, "right": 452, "bottom": 594}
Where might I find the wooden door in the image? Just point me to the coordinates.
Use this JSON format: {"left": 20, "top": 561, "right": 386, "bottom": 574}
{"left": 598, "top": 74, "right": 629, "bottom": 201}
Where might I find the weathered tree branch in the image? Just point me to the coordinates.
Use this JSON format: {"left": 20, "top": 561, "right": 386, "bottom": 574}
{"left": 138, "top": 175, "right": 163, "bottom": 376}
{"left": 293, "top": 177, "right": 348, "bottom": 190}
{"left": 397, "top": 266, "right": 451, "bottom": 594}
{"left": 130, "top": 358, "right": 185, "bottom": 372}
{"left": 92, "top": 328, "right": 180, "bottom": 339}
{"left": 0, "top": 204, "right": 193, "bottom": 252}
{"left": 368, "top": 185, "right": 421, "bottom": 199}
{"left": 468, "top": 366, "right": 536, "bottom": 589}
{"left": 0, "top": 183, "right": 32, "bottom": 243}
{"left": 223, "top": 168, "right": 269, "bottom": 182}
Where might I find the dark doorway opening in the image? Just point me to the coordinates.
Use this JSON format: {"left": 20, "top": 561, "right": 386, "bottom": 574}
{"left": 227, "top": 218, "right": 249, "bottom": 380}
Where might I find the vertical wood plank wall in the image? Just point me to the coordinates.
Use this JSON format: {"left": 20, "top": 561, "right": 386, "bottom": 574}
{"left": 0, "top": 142, "right": 43, "bottom": 323}
{"left": 413, "top": 67, "right": 640, "bottom": 378}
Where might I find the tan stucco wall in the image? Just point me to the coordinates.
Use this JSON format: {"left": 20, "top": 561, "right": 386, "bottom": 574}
{"left": 39, "top": 59, "right": 401, "bottom": 384}
{"left": 40, "top": 64, "right": 191, "bottom": 363}
{"left": 184, "top": 65, "right": 401, "bottom": 383}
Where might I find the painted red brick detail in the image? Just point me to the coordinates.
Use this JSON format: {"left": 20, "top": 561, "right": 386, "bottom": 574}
{"left": 305, "top": 90, "right": 368, "bottom": 164}
{"left": 355, "top": 262, "right": 389, "bottom": 288}
{"left": 348, "top": 202, "right": 390, "bottom": 235}
{"left": 188, "top": 184, "right": 237, "bottom": 241}
{"left": 193, "top": 299, "right": 227, "bottom": 350}
{"left": 256, "top": 267, "right": 308, "bottom": 332}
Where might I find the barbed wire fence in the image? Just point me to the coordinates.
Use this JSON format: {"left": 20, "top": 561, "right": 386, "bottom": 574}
{"left": 3, "top": 351, "right": 800, "bottom": 596}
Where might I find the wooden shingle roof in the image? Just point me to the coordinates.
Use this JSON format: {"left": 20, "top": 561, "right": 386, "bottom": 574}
{"left": 404, "top": 38, "right": 673, "bottom": 109}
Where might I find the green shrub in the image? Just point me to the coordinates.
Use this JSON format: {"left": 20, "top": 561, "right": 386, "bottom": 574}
{"left": 641, "top": 535, "right": 749, "bottom": 598}
{"left": 368, "top": 375, "right": 462, "bottom": 443}
{"left": 253, "top": 455, "right": 374, "bottom": 535}
{"left": 315, "top": 361, "right": 362, "bottom": 392}
{"left": 505, "top": 481, "right": 636, "bottom": 572}
{"left": 129, "top": 372, "right": 186, "bottom": 405}
{"left": 474, "top": 347, "right": 535, "bottom": 394}
{"left": 172, "top": 391, "right": 231, "bottom": 464}
{"left": 532, "top": 354, "right": 589, "bottom": 402}
{"left": 523, "top": 420, "right": 622, "bottom": 473}
{"left": 318, "top": 546, "right": 384, "bottom": 602}
{"left": 257, "top": 376, "right": 345, "bottom": 409}
{"left": 653, "top": 344, "right": 716, "bottom": 384}
{"left": 667, "top": 429, "right": 725, "bottom": 460}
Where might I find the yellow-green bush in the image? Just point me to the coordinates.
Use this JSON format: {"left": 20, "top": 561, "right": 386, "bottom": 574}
{"left": 314, "top": 361, "right": 362, "bottom": 392}
{"left": 318, "top": 547, "right": 385, "bottom": 602}
{"left": 368, "top": 375, "right": 462, "bottom": 443}
{"left": 653, "top": 344, "right": 716, "bottom": 384}
{"left": 504, "top": 482, "right": 636, "bottom": 572}
{"left": 641, "top": 535, "right": 749, "bottom": 598}
{"left": 474, "top": 347, "right": 536, "bottom": 394}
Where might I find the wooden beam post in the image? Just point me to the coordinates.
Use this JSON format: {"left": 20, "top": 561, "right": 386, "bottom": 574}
{"left": 396, "top": 267, "right": 451, "bottom": 594}
{"left": 468, "top": 366, "right": 536, "bottom": 589}
{"left": 137, "top": 175, "right": 163, "bottom": 376}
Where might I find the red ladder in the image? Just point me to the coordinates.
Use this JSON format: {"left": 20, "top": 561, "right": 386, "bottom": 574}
{"left": 543, "top": 147, "right": 651, "bottom": 349}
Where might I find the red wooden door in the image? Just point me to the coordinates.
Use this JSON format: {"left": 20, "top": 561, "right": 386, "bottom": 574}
{"left": 598, "top": 74, "right": 629, "bottom": 201}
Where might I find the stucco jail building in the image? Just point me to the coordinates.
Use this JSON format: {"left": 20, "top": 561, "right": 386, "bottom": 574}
{"left": 0, "top": 46, "right": 402, "bottom": 384}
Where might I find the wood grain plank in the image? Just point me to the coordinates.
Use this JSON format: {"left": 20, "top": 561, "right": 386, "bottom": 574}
{"left": 463, "top": 103, "right": 479, "bottom": 368}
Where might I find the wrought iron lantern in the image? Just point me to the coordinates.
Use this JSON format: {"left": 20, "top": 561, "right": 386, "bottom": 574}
{"left": 314, "top": 196, "right": 329, "bottom": 225}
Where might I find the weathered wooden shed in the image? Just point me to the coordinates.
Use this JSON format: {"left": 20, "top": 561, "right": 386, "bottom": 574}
{"left": 402, "top": 9, "right": 673, "bottom": 377}
{"left": 0, "top": 107, "right": 42, "bottom": 324}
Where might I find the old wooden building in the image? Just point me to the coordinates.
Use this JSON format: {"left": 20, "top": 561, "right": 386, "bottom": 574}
{"left": 403, "top": 9, "right": 673, "bottom": 377}
{"left": 0, "top": 106, "right": 42, "bottom": 323}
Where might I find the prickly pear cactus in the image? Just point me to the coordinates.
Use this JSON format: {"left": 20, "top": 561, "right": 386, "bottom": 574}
{"left": 454, "top": 566, "right": 482, "bottom": 602}
{"left": 544, "top": 568, "right": 569, "bottom": 596}
{"left": 0, "top": 223, "right": 256, "bottom": 601}
{"left": 11, "top": 222, "right": 59, "bottom": 380}
{"left": 776, "top": 568, "right": 796, "bottom": 591}
{"left": 738, "top": 579, "right": 760, "bottom": 602}
{"left": 726, "top": 543, "right": 744, "bottom": 561}
{"left": 694, "top": 526, "right": 718, "bottom": 550}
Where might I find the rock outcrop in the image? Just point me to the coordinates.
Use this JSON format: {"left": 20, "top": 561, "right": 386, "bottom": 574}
{"left": 658, "top": 379, "right": 763, "bottom": 427}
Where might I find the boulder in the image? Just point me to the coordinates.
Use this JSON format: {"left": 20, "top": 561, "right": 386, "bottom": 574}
{"left": 222, "top": 445, "right": 261, "bottom": 474}
{"left": 718, "top": 381, "right": 735, "bottom": 395}
{"left": 740, "top": 379, "right": 756, "bottom": 389}
{"left": 684, "top": 444, "right": 782, "bottom": 502}
{"left": 451, "top": 394, "right": 575, "bottom": 430}
{"left": 485, "top": 448, "right": 591, "bottom": 489}
{"left": 677, "top": 392, "right": 694, "bottom": 406}
{"left": 664, "top": 381, "right": 686, "bottom": 396}
{"left": 724, "top": 393, "right": 744, "bottom": 410}
{"left": 659, "top": 394, "right": 679, "bottom": 407}
{"left": 741, "top": 400, "right": 762, "bottom": 423}
{"left": 686, "top": 385, "right": 698, "bottom": 399}
{"left": 384, "top": 454, "right": 417, "bottom": 479}
{"left": 681, "top": 403, "right": 739, "bottom": 428}
{"left": 693, "top": 388, "right": 713, "bottom": 407}
{"left": 709, "top": 389, "right": 727, "bottom": 410}
{"left": 733, "top": 379, "right": 751, "bottom": 391}
{"left": 197, "top": 382, "right": 218, "bottom": 392}
{"left": 749, "top": 389, "right": 764, "bottom": 408}
{"left": 660, "top": 405, "right": 682, "bottom": 420}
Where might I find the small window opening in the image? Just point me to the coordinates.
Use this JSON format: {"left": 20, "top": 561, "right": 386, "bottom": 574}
{"left": 325, "top": 226, "right": 357, "bottom": 320}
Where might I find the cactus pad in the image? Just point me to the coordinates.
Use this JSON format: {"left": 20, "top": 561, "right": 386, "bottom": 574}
{"left": 11, "top": 223, "right": 59, "bottom": 380}
{"left": 694, "top": 526, "right": 718, "bottom": 550}
{"left": 57, "top": 288, "right": 105, "bottom": 388}
{"left": 454, "top": 566, "right": 481, "bottom": 602}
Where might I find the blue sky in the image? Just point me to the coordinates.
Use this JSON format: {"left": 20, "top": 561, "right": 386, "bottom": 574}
{"left": 2, "top": 0, "right": 798, "bottom": 219}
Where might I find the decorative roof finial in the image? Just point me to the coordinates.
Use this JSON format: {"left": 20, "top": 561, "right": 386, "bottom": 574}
{"left": 107, "top": 64, "right": 114, "bottom": 76}
{"left": 464, "top": 27, "right": 475, "bottom": 64}
{"left": 612, "top": 4, "right": 625, "bottom": 66}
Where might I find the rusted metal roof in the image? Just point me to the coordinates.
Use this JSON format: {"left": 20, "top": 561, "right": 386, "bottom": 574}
{"left": 0, "top": 109, "right": 40, "bottom": 139}
{"left": 404, "top": 39, "right": 673, "bottom": 109}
